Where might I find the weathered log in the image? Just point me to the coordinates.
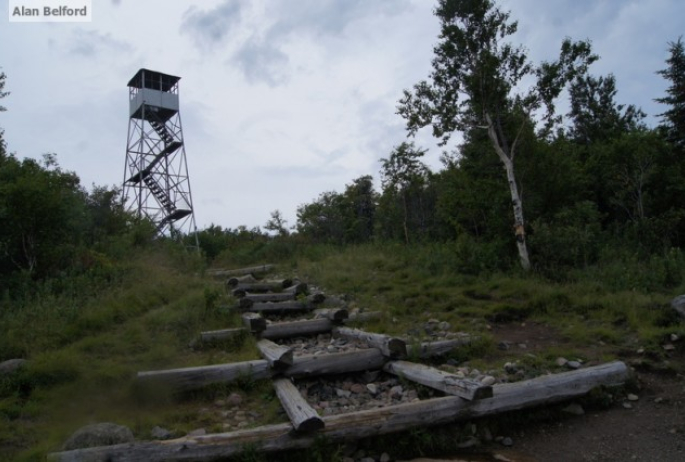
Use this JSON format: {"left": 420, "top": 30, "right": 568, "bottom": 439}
{"left": 333, "top": 327, "right": 406, "bottom": 359}
{"left": 383, "top": 360, "right": 492, "bottom": 400}
{"left": 313, "top": 308, "right": 349, "bottom": 322}
{"left": 257, "top": 339, "right": 293, "bottom": 369}
{"left": 347, "top": 311, "right": 382, "bottom": 322}
{"left": 283, "top": 282, "right": 308, "bottom": 295}
{"left": 226, "top": 274, "right": 257, "bottom": 287}
{"left": 207, "top": 264, "right": 275, "bottom": 278}
{"left": 244, "top": 292, "right": 296, "bottom": 303}
{"left": 56, "top": 362, "right": 630, "bottom": 461}
{"left": 261, "top": 319, "right": 334, "bottom": 340}
{"left": 233, "top": 283, "right": 287, "bottom": 296}
{"left": 137, "top": 360, "right": 270, "bottom": 392}
{"left": 137, "top": 349, "right": 386, "bottom": 392}
{"left": 200, "top": 328, "right": 245, "bottom": 343}
{"left": 286, "top": 348, "right": 386, "bottom": 378}
{"left": 406, "top": 336, "right": 478, "bottom": 359}
{"left": 273, "top": 378, "right": 324, "bottom": 433}
{"left": 242, "top": 312, "right": 266, "bottom": 333}
{"left": 248, "top": 301, "right": 311, "bottom": 315}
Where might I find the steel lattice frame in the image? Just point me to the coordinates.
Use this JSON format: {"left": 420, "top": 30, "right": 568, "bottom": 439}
{"left": 122, "top": 71, "right": 198, "bottom": 238}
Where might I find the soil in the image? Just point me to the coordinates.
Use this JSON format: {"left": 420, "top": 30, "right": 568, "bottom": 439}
{"left": 419, "top": 321, "right": 685, "bottom": 462}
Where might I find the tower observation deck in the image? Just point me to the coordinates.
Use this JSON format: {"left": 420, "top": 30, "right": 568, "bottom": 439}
{"left": 122, "top": 69, "right": 197, "bottom": 238}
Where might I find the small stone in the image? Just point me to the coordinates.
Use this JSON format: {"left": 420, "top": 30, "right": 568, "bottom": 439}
{"left": 380, "top": 452, "right": 391, "bottom": 462}
{"left": 0, "top": 358, "right": 27, "bottom": 376}
{"left": 350, "top": 384, "right": 366, "bottom": 394}
{"left": 504, "top": 362, "right": 517, "bottom": 373}
{"left": 654, "top": 397, "right": 664, "bottom": 404}
{"left": 518, "top": 343, "right": 528, "bottom": 349}
{"left": 187, "top": 429, "right": 206, "bottom": 437}
{"left": 227, "top": 392, "right": 243, "bottom": 406}
{"left": 562, "top": 404, "right": 585, "bottom": 416}
{"left": 637, "top": 348, "right": 645, "bottom": 354}
{"left": 151, "top": 426, "right": 172, "bottom": 440}
{"left": 62, "top": 423, "right": 134, "bottom": 450}
{"left": 237, "top": 421, "right": 249, "bottom": 428}
{"left": 366, "top": 384, "right": 378, "bottom": 395}
{"left": 335, "top": 388, "right": 351, "bottom": 398}
{"left": 389, "top": 385, "right": 404, "bottom": 398}
{"left": 566, "top": 361, "right": 581, "bottom": 370}
{"left": 498, "top": 341, "right": 510, "bottom": 350}
{"left": 481, "top": 375, "right": 496, "bottom": 386}
{"left": 670, "top": 333, "right": 679, "bottom": 342}
{"left": 622, "top": 402, "right": 633, "bottom": 409}
{"left": 457, "top": 436, "right": 479, "bottom": 448}
{"left": 360, "top": 458, "right": 375, "bottom": 462}
{"left": 501, "top": 436, "right": 514, "bottom": 447}
{"left": 662, "top": 344, "right": 676, "bottom": 351}
{"left": 214, "top": 399, "right": 226, "bottom": 407}
{"left": 481, "top": 426, "right": 493, "bottom": 442}
{"left": 627, "top": 393, "right": 639, "bottom": 401}
{"left": 438, "top": 321, "right": 451, "bottom": 331}
{"left": 556, "top": 357, "right": 568, "bottom": 367}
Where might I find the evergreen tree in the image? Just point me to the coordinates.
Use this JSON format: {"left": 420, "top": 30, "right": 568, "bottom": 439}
{"left": 655, "top": 37, "right": 685, "bottom": 149}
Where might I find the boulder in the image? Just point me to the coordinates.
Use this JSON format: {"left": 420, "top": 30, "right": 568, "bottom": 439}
{"left": 670, "top": 295, "right": 685, "bottom": 319}
{"left": 0, "top": 358, "right": 26, "bottom": 376}
{"left": 63, "top": 423, "right": 134, "bottom": 451}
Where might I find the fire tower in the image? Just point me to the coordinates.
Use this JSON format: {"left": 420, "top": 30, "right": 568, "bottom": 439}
{"left": 122, "top": 69, "right": 197, "bottom": 237}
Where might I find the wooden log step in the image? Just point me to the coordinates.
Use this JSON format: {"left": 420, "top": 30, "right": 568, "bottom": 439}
{"left": 283, "top": 282, "right": 308, "bottom": 295}
{"left": 247, "top": 301, "right": 312, "bottom": 315}
{"left": 244, "top": 292, "right": 296, "bottom": 303}
{"left": 261, "top": 318, "right": 334, "bottom": 340}
{"left": 226, "top": 274, "right": 257, "bottom": 287}
{"left": 333, "top": 326, "right": 406, "bottom": 359}
{"left": 273, "top": 378, "right": 324, "bottom": 433}
{"left": 200, "top": 328, "right": 245, "bottom": 343}
{"left": 64, "top": 362, "right": 631, "bottom": 461}
{"left": 313, "top": 308, "right": 348, "bottom": 322}
{"left": 257, "top": 339, "right": 293, "bottom": 369}
{"left": 136, "top": 349, "right": 387, "bottom": 392}
{"left": 207, "top": 264, "right": 275, "bottom": 278}
{"left": 383, "top": 360, "right": 492, "bottom": 400}
{"left": 232, "top": 282, "right": 290, "bottom": 296}
{"left": 307, "top": 293, "right": 326, "bottom": 304}
{"left": 242, "top": 312, "right": 266, "bottom": 333}
{"left": 406, "top": 336, "right": 477, "bottom": 359}
{"left": 137, "top": 360, "right": 271, "bottom": 392}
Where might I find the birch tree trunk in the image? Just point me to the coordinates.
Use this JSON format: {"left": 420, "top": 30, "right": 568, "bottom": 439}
{"left": 486, "top": 114, "right": 531, "bottom": 271}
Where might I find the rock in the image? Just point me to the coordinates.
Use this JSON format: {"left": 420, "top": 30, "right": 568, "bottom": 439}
{"left": 380, "top": 452, "right": 391, "bottom": 462}
{"left": 481, "top": 375, "right": 496, "bottom": 386}
{"left": 438, "top": 321, "right": 451, "bottom": 331}
{"left": 498, "top": 341, "right": 511, "bottom": 350}
{"left": 360, "top": 458, "right": 375, "bottom": 462}
{"left": 501, "top": 436, "right": 514, "bottom": 447}
{"left": 0, "top": 358, "right": 26, "bottom": 375}
{"left": 227, "top": 392, "right": 243, "bottom": 406}
{"left": 670, "top": 333, "right": 679, "bottom": 342}
{"left": 62, "top": 423, "right": 134, "bottom": 450}
{"left": 335, "top": 388, "right": 352, "bottom": 398}
{"left": 622, "top": 402, "right": 633, "bottom": 409}
{"left": 389, "top": 385, "right": 404, "bottom": 398}
{"left": 627, "top": 393, "right": 639, "bottom": 401}
{"left": 457, "top": 436, "right": 480, "bottom": 448}
{"left": 350, "top": 383, "right": 367, "bottom": 394}
{"left": 187, "top": 428, "right": 207, "bottom": 437}
{"left": 504, "top": 362, "right": 517, "bottom": 374}
{"left": 670, "top": 294, "right": 685, "bottom": 319}
{"left": 562, "top": 403, "right": 585, "bottom": 415}
{"left": 366, "top": 383, "right": 378, "bottom": 395}
{"left": 151, "top": 426, "right": 172, "bottom": 440}
{"left": 662, "top": 344, "right": 676, "bottom": 351}
{"left": 555, "top": 357, "right": 568, "bottom": 367}
{"left": 566, "top": 361, "right": 581, "bottom": 370}
{"left": 637, "top": 348, "right": 645, "bottom": 354}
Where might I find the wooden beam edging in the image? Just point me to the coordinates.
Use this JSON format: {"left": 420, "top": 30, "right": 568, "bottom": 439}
{"left": 244, "top": 292, "right": 296, "bottom": 303}
{"left": 333, "top": 326, "right": 406, "bottom": 359}
{"left": 136, "top": 349, "right": 387, "bottom": 391}
{"left": 248, "top": 301, "right": 311, "bottom": 315}
{"left": 261, "top": 318, "right": 333, "bottom": 340}
{"left": 53, "top": 361, "right": 630, "bottom": 461}
{"left": 242, "top": 312, "right": 266, "bottom": 333}
{"left": 383, "top": 360, "right": 492, "bottom": 400}
{"left": 406, "top": 336, "right": 478, "bottom": 359}
{"left": 313, "top": 308, "right": 348, "bottom": 322}
{"left": 257, "top": 339, "right": 293, "bottom": 369}
{"left": 207, "top": 264, "right": 275, "bottom": 277}
{"left": 200, "top": 328, "right": 245, "bottom": 343}
{"left": 273, "top": 378, "right": 324, "bottom": 433}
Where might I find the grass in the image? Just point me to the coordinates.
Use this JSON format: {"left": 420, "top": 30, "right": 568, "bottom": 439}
{"left": 1, "top": 241, "right": 683, "bottom": 460}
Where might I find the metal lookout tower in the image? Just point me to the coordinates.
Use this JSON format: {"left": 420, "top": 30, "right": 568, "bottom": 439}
{"left": 122, "top": 68, "right": 197, "bottom": 238}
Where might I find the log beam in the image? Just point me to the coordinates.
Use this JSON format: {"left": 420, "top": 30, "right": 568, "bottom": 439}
{"left": 207, "top": 264, "right": 275, "bottom": 277}
{"left": 273, "top": 378, "right": 324, "bottom": 433}
{"left": 383, "top": 360, "right": 492, "bottom": 400}
{"left": 137, "top": 360, "right": 271, "bottom": 392}
{"left": 244, "top": 293, "right": 295, "bottom": 303}
{"left": 257, "top": 339, "right": 293, "bottom": 369}
{"left": 248, "top": 301, "right": 311, "bottom": 315}
{"left": 313, "top": 308, "right": 349, "bottom": 322}
{"left": 261, "top": 318, "right": 334, "bottom": 340}
{"left": 200, "top": 328, "right": 245, "bottom": 343}
{"left": 242, "top": 312, "right": 266, "bottom": 333}
{"left": 333, "top": 326, "right": 406, "bottom": 359}
{"left": 57, "top": 362, "right": 631, "bottom": 461}
{"left": 406, "top": 337, "right": 478, "bottom": 359}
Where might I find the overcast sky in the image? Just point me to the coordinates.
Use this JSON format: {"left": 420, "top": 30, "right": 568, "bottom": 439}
{"left": 1, "top": 0, "right": 683, "bottom": 231}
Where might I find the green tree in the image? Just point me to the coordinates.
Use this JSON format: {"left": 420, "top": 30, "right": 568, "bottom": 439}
{"left": 379, "top": 142, "right": 430, "bottom": 244}
{"left": 264, "top": 209, "right": 290, "bottom": 237}
{"left": 655, "top": 37, "right": 685, "bottom": 149}
{"left": 397, "top": 0, "right": 595, "bottom": 270}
